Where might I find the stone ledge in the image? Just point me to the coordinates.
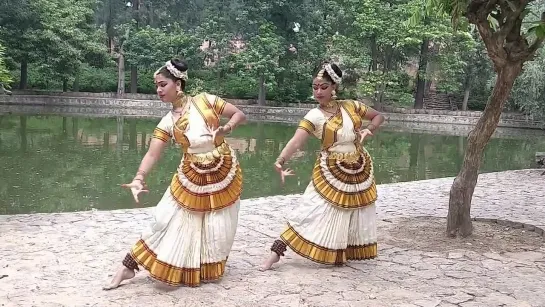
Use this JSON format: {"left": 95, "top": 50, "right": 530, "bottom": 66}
{"left": 1, "top": 95, "right": 544, "bottom": 129}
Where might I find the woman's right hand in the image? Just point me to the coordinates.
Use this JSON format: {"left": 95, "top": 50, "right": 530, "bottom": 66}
{"left": 274, "top": 163, "right": 295, "bottom": 184}
{"left": 121, "top": 180, "right": 149, "bottom": 204}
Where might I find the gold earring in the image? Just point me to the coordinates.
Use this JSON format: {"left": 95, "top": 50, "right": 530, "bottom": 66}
{"left": 331, "top": 90, "right": 337, "bottom": 100}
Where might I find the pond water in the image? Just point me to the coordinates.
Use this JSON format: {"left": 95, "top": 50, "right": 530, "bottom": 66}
{"left": 1, "top": 114, "right": 543, "bottom": 214}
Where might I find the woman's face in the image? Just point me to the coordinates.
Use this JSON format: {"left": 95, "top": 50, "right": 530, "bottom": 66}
{"left": 312, "top": 77, "right": 335, "bottom": 105}
{"left": 154, "top": 74, "right": 180, "bottom": 103}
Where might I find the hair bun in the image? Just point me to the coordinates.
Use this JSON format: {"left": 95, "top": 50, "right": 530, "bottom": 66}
{"left": 330, "top": 63, "right": 343, "bottom": 78}
{"left": 171, "top": 59, "right": 188, "bottom": 72}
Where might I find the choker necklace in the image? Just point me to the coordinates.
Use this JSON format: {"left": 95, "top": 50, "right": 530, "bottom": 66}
{"left": 172, "top": 91, "right": 188, "bottom": 108}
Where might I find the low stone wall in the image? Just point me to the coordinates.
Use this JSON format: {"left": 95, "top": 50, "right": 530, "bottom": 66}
{"left": 287, "top": 103, "right": 536, "bottom": 121}
{"left": 9, "top": 90, "right": 269, "bottom": 105}
{"left": 1, "top": 94, "right": 543, "bottom": 129}
{"left": 240, "top": 105, "right": 544, "bottom": 130}
{"left": 11, "top": 90, "right": 159, "bottom": 100}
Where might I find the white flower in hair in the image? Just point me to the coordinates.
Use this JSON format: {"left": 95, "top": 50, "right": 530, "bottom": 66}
{"left": 324, "top": 64, "right": 341, "bottom": 84}
{"left": 165, "top": 61, "right": 188, "bottom": 81}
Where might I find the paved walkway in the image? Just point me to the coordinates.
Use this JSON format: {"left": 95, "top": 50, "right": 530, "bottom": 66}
{"left": 0, "top": 169, "right": 544, "bottom": 307}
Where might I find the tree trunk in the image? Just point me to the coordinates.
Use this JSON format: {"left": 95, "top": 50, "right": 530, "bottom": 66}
{"left": 117, "top": 50, "right": 125, "bottom": 98}
{"left": 62, "top": 79, "right": 68, "bottom": 92}
{"left": 73, "top": 72, "right": 80, "bottom": 92}
{"left": 370, "top": 34, "right": 378, "bottom": 72}
{"left": 19, "top": 59, "right": 28, "bottom": 90}
{"left": 131, "top": 66, "right": 138, "bottom": 93}
{"left": 462, "top": 88, "right": 470, "bottom": 111}
{"left": 413, "top": 39, "right": 429, "bottom": 109}
{"left": 130, "top": 0, "right": 139, "bottom": 94}
{"left": 258, "top": 74, "right": 266, "bottom": 106}
{"left": 462, "top": 74, "right": 471, "bottom": 111}
{"left": 447, "top": 63, "right": 522, "bottom": 237}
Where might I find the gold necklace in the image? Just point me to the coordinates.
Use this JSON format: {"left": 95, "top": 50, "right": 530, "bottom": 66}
{"left": 172, "top": 91, "right": 188, "bottom": 108}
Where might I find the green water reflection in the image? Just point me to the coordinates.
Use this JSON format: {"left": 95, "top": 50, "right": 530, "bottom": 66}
{"left": 0, "top": 114, "right": 543, "bottom": 214}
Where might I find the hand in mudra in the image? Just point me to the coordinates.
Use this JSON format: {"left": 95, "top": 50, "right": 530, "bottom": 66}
{"left": 202, "top": 125, "right": 230, "bottom": 144}
{"left": 121, "top": 180, "right": 149, "bottom": 204}
{"left": 274, "top": 163, "right": 295, "bottom": 184}
{"left": 359, "top": 128, "right": 373, "bottom": 142}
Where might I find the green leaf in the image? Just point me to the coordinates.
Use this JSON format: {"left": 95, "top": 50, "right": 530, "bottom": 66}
{"left": 536, "top": 24, "right": 545, "bottom": 39}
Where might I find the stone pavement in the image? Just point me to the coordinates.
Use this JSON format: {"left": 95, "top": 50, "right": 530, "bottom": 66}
{"left": 0, "top": 169, "right": 544, "bottom": 307}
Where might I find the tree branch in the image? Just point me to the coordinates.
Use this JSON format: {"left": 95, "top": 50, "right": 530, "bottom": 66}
{"left": 513, "top": 11, "right": 545, "bottom": 62}
{"left": 485, "top": 0, "right": 499, "bottom": 11}
{"left": 475, "top": 19, "right": 507, "bottom": 68}
{"left": 497, "top": 0, "right": 529, "bottom": 42}
{"left": 527, "top": 36, "right": 545, "bottom": 57}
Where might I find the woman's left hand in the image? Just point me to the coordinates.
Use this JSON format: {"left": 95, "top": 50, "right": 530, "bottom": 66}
{"left": 203, "top": 125, "right": 230, "bottom": 143}
{"left": 359, "top": 128, "right": 373, "bottom": 142}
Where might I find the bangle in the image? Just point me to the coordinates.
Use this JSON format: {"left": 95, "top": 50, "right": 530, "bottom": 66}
{"left": 275, "top": 156, "right": 286, "bottom": 165}
{"left": 136, "top": 169, "right": 147, "bottom": 177}
{"left": 366, "top": 124, "right": 377, "bottom": 132}
{"left": 133, "top": 177, "right": 145, "bottom": 185}
{"left": 225, "top": 122, "right": 235, "bottom": 133}
{"left": 223, "top": 123, "right": 232, "bottom": 134}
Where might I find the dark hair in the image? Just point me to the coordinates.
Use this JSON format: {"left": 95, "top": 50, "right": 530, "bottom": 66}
{"left": 316, "top": 63, "right": 343, "bottom": 84}
{"left": 157, "top": 58, "right": 189, "bottom": 90}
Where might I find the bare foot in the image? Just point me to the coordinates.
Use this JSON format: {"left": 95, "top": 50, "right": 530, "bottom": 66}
{"left": 260, "top": 253, "right": 280, "bottom": 271}
{"left": 103, "top": 266, "right": 136, "bottom": 290}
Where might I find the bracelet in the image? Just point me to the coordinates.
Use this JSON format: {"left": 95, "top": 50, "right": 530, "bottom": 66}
{"left": 225, "top": 122, "right": 235, "bottom": 134}
{"left": 133, "top": 177, "right": 146, "bottom": 185}
{"left": 275, "top": 156, "right": 286, "bottom": 165}
{"left": 366, "top": 124, "right": 377, "bottom": 132}
{"left": 136, "top": 169, "right": 147, "bottom": 177}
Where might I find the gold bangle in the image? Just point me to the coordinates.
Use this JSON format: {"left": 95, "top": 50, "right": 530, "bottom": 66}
{"left": 275, "top": 157, "right": 286, "bottom": 165}
{"left": 133, "top": 177, "right": 145, "bottom": 185}
{"left": 224, "top": 123, "right": 233, "bottom": 134}
{"left": 366, "top": 124, "right": 377, "bottom": 132}
{"left": 226, "top": 122, "right": 236, "bottom": 133}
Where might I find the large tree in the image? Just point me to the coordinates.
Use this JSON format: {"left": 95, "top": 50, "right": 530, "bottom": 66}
{"left": 0, "top": 43, "right": 11, "bottom": 86}
{"left": 427, "top": 0, "right": 545, "bottom": 236}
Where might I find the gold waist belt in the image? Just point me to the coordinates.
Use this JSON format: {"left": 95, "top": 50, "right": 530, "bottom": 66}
{"left": 185, "top": 142, "right": 231, "bottom": 164}
{"left": 325, "top": 150, "right": 362, "bottom": 163}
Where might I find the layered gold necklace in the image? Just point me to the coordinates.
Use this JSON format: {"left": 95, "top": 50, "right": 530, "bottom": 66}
{"left": 172, "top": 92, "right": 190, "bottom": 114}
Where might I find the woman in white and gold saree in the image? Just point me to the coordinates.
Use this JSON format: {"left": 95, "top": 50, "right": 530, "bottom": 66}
{"left": 261, "top": 63, "right": 385, "bottom": 270}
{"left": 104, "top": 59, "right": 246, "bottom": 289}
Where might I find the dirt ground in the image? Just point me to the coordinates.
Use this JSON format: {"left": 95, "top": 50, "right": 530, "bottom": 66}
{"left": 381, "top": 216, "right": 544, "bottom": 254}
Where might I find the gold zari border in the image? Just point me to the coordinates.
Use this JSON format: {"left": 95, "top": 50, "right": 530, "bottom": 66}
{"left": 280, "top": 226, "right": 378, "bottom": 265}
{"left": 346, "top": 244, "right": 378, "bottom": 260}
{"left": 130, "top": 239, "right": 226, "bottom": 287}
{"left": 152, "top": 128, "right": 171, "bottom": 142}
{"left": 170, "top": 165, "right": 242, "bottom": 212}
{"left": 311, "top": 167, "right": 377, "bottom": 209}
{"left": 298, "top": 118, "right": 315, "bottom": 134}
{"left": 281, "top": 225, "right": 346, "bottom": 265}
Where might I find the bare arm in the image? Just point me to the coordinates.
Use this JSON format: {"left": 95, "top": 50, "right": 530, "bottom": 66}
{"left": 276, "top": 129, "right": 311, "bottom": 165}
{"left": 362, "top": 105, "right": 385, "bottom": 133}
{"left": 205, "top": 93, "right": 247, "bottom": 132}
{"left": 221, "top": 102, "right": 247, "bottom": 132}
{"left": 123, "top": 138, "right": 169, "bottom": 203}
{"left": 132, "top": 139, "right": 169, "bottom": 182}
